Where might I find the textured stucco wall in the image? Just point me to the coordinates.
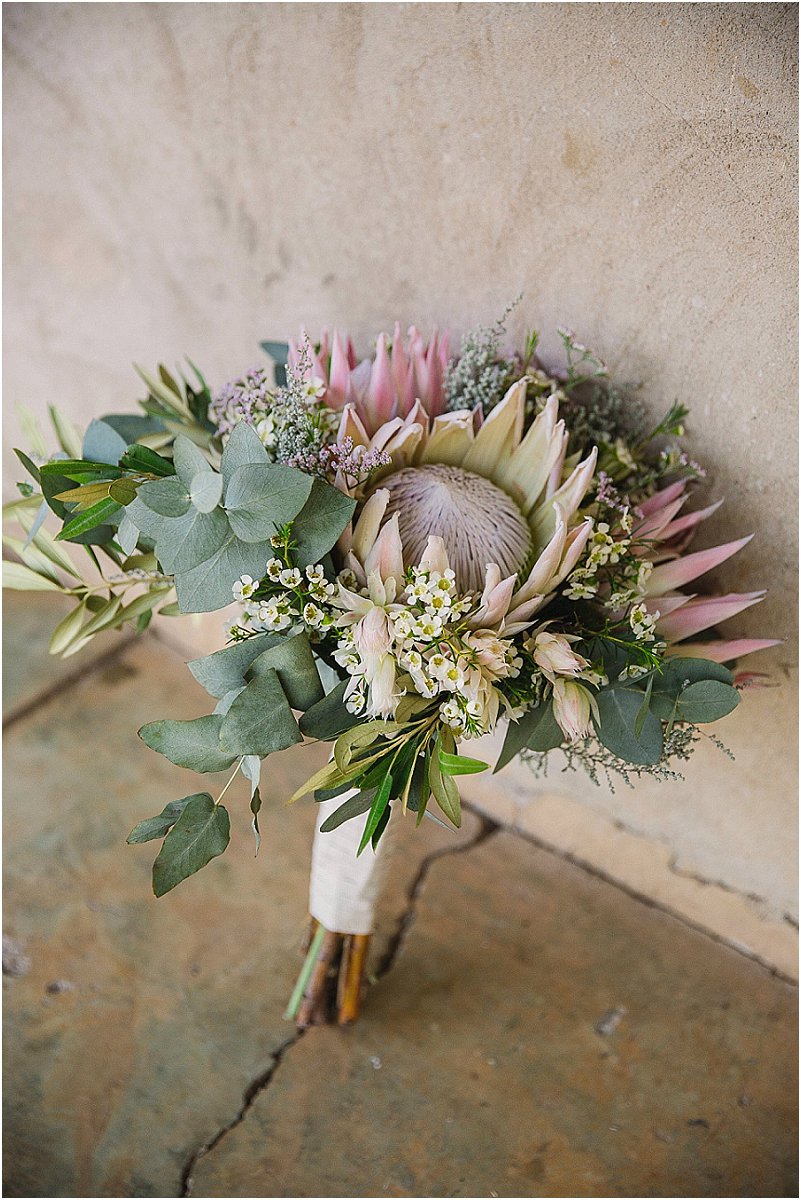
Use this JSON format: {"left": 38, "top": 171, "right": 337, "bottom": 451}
{"left": 4, "top": 5, "right": 798, "bottom": 939}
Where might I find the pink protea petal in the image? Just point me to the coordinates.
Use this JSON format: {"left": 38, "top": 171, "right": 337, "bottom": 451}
{"left": 346, "top": 336, "right": 357, "bottom": 369}
{"left": 337, "top": 404, "right": 370, "bottom": 448}
{"left": 328, "top": 331, "right": 352, "bottom": 405}
{"left": 643, "top": 593, "right": 694, "bottom": 617}
{"left": 439, "top": 330, "right": 450, "bottom": 369}
{"left": 637, "top": 479, "right": 688, "bottom": 517}
{"left": 364, "top": 332, "right": 396, "bottom": 431}
{"left": 364, "top": 513, "right": 404, "bottom": 587}
{"left": 512, "top": 514, "right": 566, "bottom": 606}
{"left": 634, "top": 495, "right": 687, "bottom": 541}
{"left": 733, "top": 671, "right": 774, "bottom": 689}
{"left": 419, "top": 535, "right": 450, "bottom": 575}
{"left": 546, "top": 427, "right": 569, "bottom": 500}
{"left": 469, "top": 573, "right": 517, "bottom": 630}
{"left": 646, "top": 535, "right": 753, "bottom": 596}
{"left": 657, "top": 591, "right": 766, "bottom": 643}
{"left": 425, "top": 329, "right": 446, "bottom": 416}
{"left": 667, "top": 638, "right": 782, "bottom": 663}
{"left": 551, "top": 518, "right": 594, "bottom": 587}
{"left": 660, "top": 499, "right": 724, "bottom": 543}
{"left": 351, "top": 488, "right": 390, "bottom": 562}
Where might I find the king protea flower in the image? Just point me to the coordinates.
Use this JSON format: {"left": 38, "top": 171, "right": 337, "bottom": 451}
{"left": 336, "top": 380, "right": 597, "bottom": 604}
{"left": 637, "top": 480, "right": 781, "bottom": 667}
{"left": 288, "top": 325, "right": 450, "bottom": 435}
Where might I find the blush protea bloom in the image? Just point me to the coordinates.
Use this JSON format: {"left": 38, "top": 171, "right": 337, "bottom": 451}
{"left": 337, "top": 381, "right": 597, "bottom": 603}
{"left": 636, "top": 481, "right": 781, "bottom": 664}
{"left": 288, "top": 325, "right": 450, "bottom": 436}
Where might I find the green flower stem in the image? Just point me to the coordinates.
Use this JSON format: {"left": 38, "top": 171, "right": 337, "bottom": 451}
{"left": 284, "top": 922, "right": 327, "bottom": 1021}
{"left": 214, "top": 759, "right": 244, "bottom": 807}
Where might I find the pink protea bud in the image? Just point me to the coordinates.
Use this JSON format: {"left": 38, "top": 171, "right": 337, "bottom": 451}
{"left": 552, "top": 679, "right": 596, "bottom": 741}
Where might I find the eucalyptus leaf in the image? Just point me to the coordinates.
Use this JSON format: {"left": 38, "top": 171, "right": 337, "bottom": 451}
{"left": 154, "top": 505, "right": 230, "bottom": 574}
{"left": 671, "top": 679, "right": 740, "bottom": 723}
{"left": 127, "top": 795, "right": 196, "bottom": 844}
{"left": 250, "top": 788, "right": 262, "bottom": 857}
{"left": 173, "top": 435, "right": 214, "bottom": 488}
{"left": 247, "top": 632, "right": 324, "bottom": 711}
{"left": 213, "top": 687, "right": 245, "bottom": 715}
{"left": 139, "top": 714, "right": 238, "bottom": 773}
{"left": 82, "top": 419, "right": 128, "bottom": 466}
{"left": 218, "top": 668, "right": 302, "bottom": 757}
{"left": 298, "top": 680, "right": 359, "bottom": 741}
{"left": 173, "top": 531, "right": 270, "bottom": 613}
{"left": 495, "top": 701, "right": 563, "bottom": 772}
{"left": 188, "top": 632, "right": 282, "bottom": 698}
{"left": 190, "top": 471, "right": 223, "bottom": 513}
{"left": 594, "top": 685, "right": 664, "bottom": 765}
{"left": 116, "top": 512, "right": 140, "bottom": 557}
{"left": 134, "top": 477, "right": 191, "bottom": 518}
{"left": 289, "top": 478, "right": 357, "bottom": 568}
{"left": 152, "top": 794, "right": 230, "bottom": 897}
{"left": 224, "top": 463, "right": 312, "bottom": 543}
{"left": 220, "top": 420, "right": 269, "bottom": 490}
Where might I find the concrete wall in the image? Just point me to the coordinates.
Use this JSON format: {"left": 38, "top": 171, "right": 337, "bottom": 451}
{"left": 4, "top": 5, "right": 797, "bottom": 967}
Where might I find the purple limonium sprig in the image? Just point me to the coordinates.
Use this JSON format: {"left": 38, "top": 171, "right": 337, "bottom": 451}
{"left": 210, "top": 366, "right": 273, "bottom": 437}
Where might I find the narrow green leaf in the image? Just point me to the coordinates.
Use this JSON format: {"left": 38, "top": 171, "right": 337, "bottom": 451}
{"left": 152, "top": 794, "right": 230, "bottom": 896}
{"left": 634, "top": 673, "right": 655, "bottom": 739}
{"left": 118, "top": 444, "right": 176, "bottom": 477}
{"left": 49, "top": 602, "right": 88, "bottom": 655}
{"left": 2, "top": 560, "right": 62, "bottom": 591}
{"left": 127, "top": 795, "right": 196, "bottom": 843}
{"left": 429, "top": 736, "right": 461, "bottom": 826}
{"left": 357, "top": 771, "right": 393, "bottom": 856}
{"left": 48, "top": 406, "right": 83, "bottom": 458}
{"left": 319, "top": 789, "right": 376, "bottom": 833}
{"left": 438, "top": 750, "right": 490, "bottom": 776}
{"left": 54, "top": 481, "right": 114, "bottom": 507}
{"left": 14, "top": 449, "right": 41, "bottom": 484}
{"left": 56, "top": 497, "right": 121, "bottom": 541}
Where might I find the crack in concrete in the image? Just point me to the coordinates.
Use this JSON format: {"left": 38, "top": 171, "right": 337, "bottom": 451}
{"left": 462, "top": 802, "right": 798, "bottom": 988}
{"left": 180, "top": 1032, "right": 301, "bottom": 1197}
{"left": 374, "top": 813, "right": 499, "bottom": 981}
{"left": 178, "top": 812, "right": 499, "bottom": 1195}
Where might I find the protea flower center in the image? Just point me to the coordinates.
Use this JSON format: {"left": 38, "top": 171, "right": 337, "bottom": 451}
{"left": 380, "top": 464, "right": 531, "bottom": 593}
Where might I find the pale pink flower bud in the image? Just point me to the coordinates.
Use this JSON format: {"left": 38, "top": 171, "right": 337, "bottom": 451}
{"left": 531, "top": 631, "right": 588, "bottom": 681}
{"left": 552, "top": 679, "right": 596, "bottom": 742}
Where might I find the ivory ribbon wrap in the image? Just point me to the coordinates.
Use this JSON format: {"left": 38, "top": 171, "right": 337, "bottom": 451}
{"left": 309, "top": 793, "right": 395, "bottom": 934}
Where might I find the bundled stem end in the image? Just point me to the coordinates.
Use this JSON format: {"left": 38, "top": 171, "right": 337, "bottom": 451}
{"left": 286, "top": 919, "right": 371, "bottom": 1028}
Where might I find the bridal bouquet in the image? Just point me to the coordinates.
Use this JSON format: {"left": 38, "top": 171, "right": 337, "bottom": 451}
{"left": 5, "top": 316, "right": 777, "bottom": 1023}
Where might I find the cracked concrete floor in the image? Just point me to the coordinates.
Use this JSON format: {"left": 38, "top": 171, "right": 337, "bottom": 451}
{"left": 3, "top": 594, "right": 798, "bottom": 1198}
